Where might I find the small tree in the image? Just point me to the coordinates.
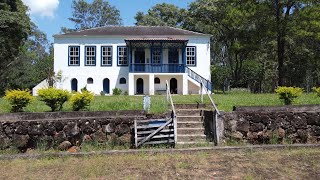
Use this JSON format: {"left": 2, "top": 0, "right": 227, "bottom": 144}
{"left": 38, "top": 87, "right": 71, "bottom": 111}
{"left": 275, "top": 86, "right": 303, "bottom": 105}
{"left": 4, "top": 89, "right": 34, "bottom": 112}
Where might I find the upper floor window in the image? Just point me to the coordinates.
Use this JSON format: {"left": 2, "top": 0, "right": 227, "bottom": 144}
{"left": 85, "top": 46, "right": 96, "bottom": 66}
{"left": 69, "top": 46, "right": 80, "bottom": 66}
{"left": 101, "top": 46, "right": 112, "bottom": 66}
{"left": 117, "top": 46, "right": 128, "bottom": 66}
{"left": 152, "top": 47, "right": 161, "bottom": 64}
{"left": 186, "top": 46, "right": 196, "bottom": 66}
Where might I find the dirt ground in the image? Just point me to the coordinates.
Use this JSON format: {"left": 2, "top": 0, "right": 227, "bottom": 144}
{"left": 0, "top": 147, "right": 319, "bottom": 180}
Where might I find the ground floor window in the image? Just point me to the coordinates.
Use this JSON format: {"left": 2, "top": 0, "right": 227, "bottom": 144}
{"left": 154, "top": 77, "right": 160, "bottom": 84}
{"left": 120, "top": 77, "right": 126, "bottom": 84}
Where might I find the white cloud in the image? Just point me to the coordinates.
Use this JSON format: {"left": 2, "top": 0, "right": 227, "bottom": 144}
{"left": 22, "top": 0, "right": 59, "bottom": 18}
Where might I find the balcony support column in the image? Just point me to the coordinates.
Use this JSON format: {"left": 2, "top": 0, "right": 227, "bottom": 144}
{"left": 149, "top": 74, "right": 154, "bottom": 95}
{"left": 183, "top": 74, "right": 188, "bottom": 95}
{"left": 128, "top": 73, "right": 134, "bottom": 95}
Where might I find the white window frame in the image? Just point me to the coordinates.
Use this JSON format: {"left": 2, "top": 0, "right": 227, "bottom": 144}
{"left": 101, "top": 46, "right": 112, "bottom": 66}
{"left": 186, "top": 46, "right": 196, "bottom": 66}
{"left": 69, "top": 46, "right": 80, "bottom": 66}
{"left": 118, "top": 46, "right": 128, "bottom": 66}
{"left": 85, "top": 46, "right": 96, "bottom": 66}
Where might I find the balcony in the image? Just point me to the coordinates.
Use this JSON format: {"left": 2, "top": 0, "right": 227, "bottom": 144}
{"left": 129, "top": 63, "right": 185, "bottom": 73}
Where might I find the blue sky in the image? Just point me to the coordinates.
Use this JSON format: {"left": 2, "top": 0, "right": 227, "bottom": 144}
{"left": 23, "top": 0, "right": 193, "bottom": 43}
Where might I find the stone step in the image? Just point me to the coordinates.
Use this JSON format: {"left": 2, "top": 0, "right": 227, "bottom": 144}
{"left": 177, "top": 121, "right": 203, "bottom": 128}
{"left": 176, "top": 141, "right": 213, "bottom": 145}
{"left": 177, "top": 134, "right": 207, "bottom": 142}
{"left": 176, "top": 109, "right": 202, "bottom": 116}
{"left": 174, "top": 104, "right": 212, "bottom": 110}
{"left": 176, "top": 116, "right": 202, "bottom": 122}
{"left": 177, "top": 128, "right": 205, "bottom": 135}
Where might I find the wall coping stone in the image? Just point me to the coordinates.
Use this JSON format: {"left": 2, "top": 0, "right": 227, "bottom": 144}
{"left": 233, "top": 105, "right": 320, "bottom": 112}
{"left": 0, "top": 110, "right": 146, "bottom": 122}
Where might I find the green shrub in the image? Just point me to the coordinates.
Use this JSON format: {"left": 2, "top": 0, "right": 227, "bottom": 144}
{"left": 312, "top": 87, "right": 320, "bottom": 97}
{"left": 112, "top": 88, "right": 122, "bottom": 95}
{"left": 275, "top": 86, "right": 303, "bottom": 105}
{"left": 4, "top": 89, "right": 34, "bottom": 112}
{"left": 38, "top": 87, "right": 71, "bottom": 111}
{"left": 70, "top": 90, "right": 94, "bottom": 111}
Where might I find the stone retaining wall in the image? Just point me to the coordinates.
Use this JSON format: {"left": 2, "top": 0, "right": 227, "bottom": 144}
{"left": 223, "top": 105, "right": 320, "bottom": 144}
{"left": 0, "top": 111, "right": 167, "bottom": 151}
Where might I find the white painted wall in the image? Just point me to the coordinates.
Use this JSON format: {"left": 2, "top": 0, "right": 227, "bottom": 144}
{"left": 43, "top": 35, "right": 211, "bottom": 96}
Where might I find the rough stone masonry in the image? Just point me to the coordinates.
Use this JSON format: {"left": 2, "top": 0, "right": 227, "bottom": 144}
{"left": 0, "top": 110, "right": 166, "bottom": 151}
{"left": 222, "top": 105, "right": 320, "bottom": 144}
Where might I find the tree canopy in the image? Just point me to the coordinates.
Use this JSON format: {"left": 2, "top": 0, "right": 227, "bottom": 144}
{"left": 134, "top": 3, "right": 185, "bottom": 27}
{"left": 136, "top": 0, "right": 320, "bottom": 92}
{"left": 62, "top": 0, "right": 122, "bottom": 33}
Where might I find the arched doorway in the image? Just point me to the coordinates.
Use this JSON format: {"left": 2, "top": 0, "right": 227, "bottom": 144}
{"left": 170, "top": 78, "right": 177, "bottom": 94}
{"left": 103, "top": 78, "right": 110, "bottom": 94}
{"left": 136, "top": 78, "right": 144, "bottom": 94}
{"left": 71, "top": 78, "right": 78, "bottom": 92}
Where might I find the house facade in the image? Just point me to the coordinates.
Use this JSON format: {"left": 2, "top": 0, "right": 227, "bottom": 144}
{"left": 33, "top": 26, "right": 212, "bottom": 95}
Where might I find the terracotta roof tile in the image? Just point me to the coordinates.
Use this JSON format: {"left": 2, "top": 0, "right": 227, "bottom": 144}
{"left": 54, "top": 26, "right": 209, "bottom": 37}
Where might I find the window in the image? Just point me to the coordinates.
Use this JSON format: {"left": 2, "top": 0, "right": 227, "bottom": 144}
{"left": 186, "top": 46, "right": 196, "bottom": 66}
{"left": 154, "top": 77, "right": 160, "bottom": 84}
{"left": 87, "top": 77, "right": 93, "bottom": 84}
{"left": 85, "top": 46, "right": 96, "bottom": 66}
{"left": 101, "top": 46, "right": 112, "bottom": 66}
{"left": 69, "top": 46, "right": 80, "bottom": 66}
{"left": 117, "top": 46, "right": 128, "bottom": 66}
{"left": 120, "top": 77, "right": 126, "bottom": 84}
{"left": 152, "top": 47, "right": 161, "bottom": 64}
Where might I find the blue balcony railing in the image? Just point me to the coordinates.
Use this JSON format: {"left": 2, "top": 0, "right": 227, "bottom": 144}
{"left": 130, "top": 63, "right": 185, "bottom": 73}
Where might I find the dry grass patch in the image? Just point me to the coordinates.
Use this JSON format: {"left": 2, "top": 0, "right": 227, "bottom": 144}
{"left": 0, "top": 148, "right": 319, "bottom": 179}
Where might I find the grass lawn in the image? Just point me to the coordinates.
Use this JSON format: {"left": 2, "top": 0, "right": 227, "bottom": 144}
{"left": 0, "top": 92, "right": 319, "bottom": 114}
{"left": 0, "top": 148, "right": 319, "bottom": 179}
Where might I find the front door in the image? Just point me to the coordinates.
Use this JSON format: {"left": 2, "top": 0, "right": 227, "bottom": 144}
{"left": 71, "top": 78, "right": 78, "bottom": 92}
{"left": 170, "top": 78, "right": 178, "bottom": 94}
{"left": 169, "top": 48, "right": 179, "bottom": 72}
{"left": 135, "top": 50, "right": 145, "bottom": 72}
{"left": 103, "top": 78, "right": 110, "bottom": 94}
{"left": 136, "top": 78, "right": 144, "bottom": 94}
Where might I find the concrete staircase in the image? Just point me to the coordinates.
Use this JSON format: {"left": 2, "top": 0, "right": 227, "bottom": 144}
{"left": 174, "top": 104, "right": 211, "bottom": 145}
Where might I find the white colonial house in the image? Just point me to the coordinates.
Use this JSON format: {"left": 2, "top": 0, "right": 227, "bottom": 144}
{"left": 33, "top": 26, "right": 212, "bottom": 95}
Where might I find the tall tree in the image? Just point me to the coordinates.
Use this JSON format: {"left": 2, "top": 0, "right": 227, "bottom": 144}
{"left": 185, "top": 0, "right": 264, "bottom": 88}
{"left": 5, "top": 23, "right": 53, "bottom": 90}
{"left": 134, "top": 3, "right": 185, "bottom": 27}
{"left": 62, "top": 0, "right": 122, "bottom": 33}
{"left": 0, "top": 0, "right": 31, "bottom": 93}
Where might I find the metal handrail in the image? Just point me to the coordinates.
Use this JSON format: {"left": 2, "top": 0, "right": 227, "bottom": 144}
{"left": 185, "top": 66, "right": 213, "bottom": 91}
{"left": 201, "top": 80, "right": 220, "bottom": 115}
{"left": 166, "top": 80, "right": 177, "bottom": 143}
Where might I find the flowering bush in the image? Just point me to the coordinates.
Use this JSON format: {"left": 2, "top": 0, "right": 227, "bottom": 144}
{"left": 38, "top": 87, "right": 71, "bottom": 111}
{"left": 4, "top": 89, "right": 34, "bottom": 112}
{"left": 70, "top": 90, "right": 94, "bottom": 111}
{"left": 312, "top": 87, "right": 320, "bottom": 97}
{"left": 275, "top": 86, "right": 303, "bottom": 105}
